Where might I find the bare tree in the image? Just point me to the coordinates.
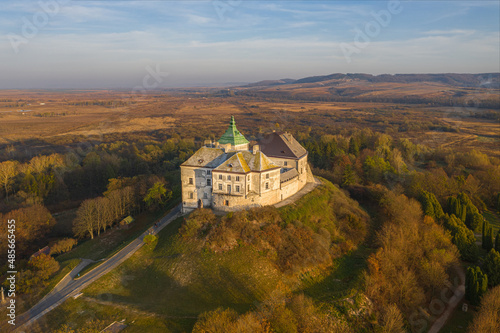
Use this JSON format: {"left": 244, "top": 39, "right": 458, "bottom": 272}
{"left": 73, "top": 199, "right": 97, "bottom": 239}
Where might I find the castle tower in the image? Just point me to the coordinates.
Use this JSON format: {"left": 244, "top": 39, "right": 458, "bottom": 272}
{"left": 217, "top": 116, "right": 249, "bottom": 151}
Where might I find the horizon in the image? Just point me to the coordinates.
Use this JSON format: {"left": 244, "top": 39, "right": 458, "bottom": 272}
{"left": 1, "top": 71, "right": 499, "bottom": 91}
{"left": 1, "top": 0, "right": 499, "bottom": 89}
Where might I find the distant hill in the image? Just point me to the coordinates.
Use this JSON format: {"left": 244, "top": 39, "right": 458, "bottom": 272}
{"left": 234, "top": 73, "right": 500, "bottom": 108}
{"left": 241, "top": 73, "right": 500, "bottom": 88}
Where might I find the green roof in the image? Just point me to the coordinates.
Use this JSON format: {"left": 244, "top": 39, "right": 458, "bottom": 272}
{"left": 218, "top": 116, "right": 249, "bottom": 146}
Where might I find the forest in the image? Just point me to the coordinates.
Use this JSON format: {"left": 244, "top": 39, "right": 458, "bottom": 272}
{"left": 0, "top": 89, "right": 499, "bottom": 332}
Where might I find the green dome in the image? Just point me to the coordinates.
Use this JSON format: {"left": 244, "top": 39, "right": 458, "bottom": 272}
{"left": 218, "top": 116, "right": 249, "bottom": 146}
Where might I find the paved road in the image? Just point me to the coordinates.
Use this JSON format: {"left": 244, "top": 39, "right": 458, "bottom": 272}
{"left": 15, "top": 204, "right": 181, "bottom": 332}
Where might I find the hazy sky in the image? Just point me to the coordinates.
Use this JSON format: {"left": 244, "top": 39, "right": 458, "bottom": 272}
{"left": 1, "top": 0, "right": 499, "bottom": 89}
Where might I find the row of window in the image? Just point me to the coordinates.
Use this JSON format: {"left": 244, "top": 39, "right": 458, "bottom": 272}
{"left": 190, "top": 173, "right": 271, "bottom": 184}
{"left": 188, "top": 180, "right": 271, "bottom": 200}
{"left": 188, "top": 178, "right": 212, "bottom": 186}
{"left": 216, "top": 174, "right": 270, "bottom": 181}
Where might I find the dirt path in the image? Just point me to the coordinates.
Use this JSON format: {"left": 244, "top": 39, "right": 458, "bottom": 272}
{"left": 427, "top": 265, "right": 466, "bottom": 333}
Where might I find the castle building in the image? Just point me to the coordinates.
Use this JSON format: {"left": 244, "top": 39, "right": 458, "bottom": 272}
{"left": 181, "top": 116, "right": 311, "bottom": 213}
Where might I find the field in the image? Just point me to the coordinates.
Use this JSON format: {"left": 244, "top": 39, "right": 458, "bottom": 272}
{"left": 0, "top": 85, "right": 498, "bottom": 164}
{"left": 1, "top": 80, "right": 499, "bottom": 332}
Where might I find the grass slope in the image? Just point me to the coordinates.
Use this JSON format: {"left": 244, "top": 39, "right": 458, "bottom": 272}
{"left": 40, "top": 179, "right": 371, "bottom": 332}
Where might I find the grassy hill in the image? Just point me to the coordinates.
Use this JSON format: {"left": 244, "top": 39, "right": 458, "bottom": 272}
{"left": 37, "top": 178, "right": 373, "bottom": 332}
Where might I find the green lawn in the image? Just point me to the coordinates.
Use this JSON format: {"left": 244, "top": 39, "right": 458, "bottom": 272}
{"left": 483, "top": 210, "right": 500, "bottom": 234}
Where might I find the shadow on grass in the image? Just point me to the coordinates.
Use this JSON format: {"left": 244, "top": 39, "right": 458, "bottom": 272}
{"left": 300, "top": 245, "right": 373, "bottom": 301}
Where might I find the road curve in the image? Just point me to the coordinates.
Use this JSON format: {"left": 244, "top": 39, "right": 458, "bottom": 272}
{"left": 15, "top": 204, "right": 181, "bottom": 332}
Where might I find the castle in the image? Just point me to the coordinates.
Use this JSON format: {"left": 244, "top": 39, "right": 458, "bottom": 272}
{"left": 181, "top": 116, "right": 312, "bottom": 213}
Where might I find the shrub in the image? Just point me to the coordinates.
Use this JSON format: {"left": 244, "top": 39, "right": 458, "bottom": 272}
{"left": 143, "top": 234, "right": 157, "bottom": 246}
{"left": 50, "top": 238, "right": 77, "bottom": 255}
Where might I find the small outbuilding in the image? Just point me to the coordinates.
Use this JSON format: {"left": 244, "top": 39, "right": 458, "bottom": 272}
{"left": 119, "top": 216, "right": 135, "bottom": 229}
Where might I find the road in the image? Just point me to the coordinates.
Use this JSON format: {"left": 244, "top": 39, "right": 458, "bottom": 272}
{"left": 15, "top": 204, "right": 181, "bottom": 332}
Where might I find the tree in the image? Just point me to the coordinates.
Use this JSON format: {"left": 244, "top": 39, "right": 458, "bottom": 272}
{"left": 73, "top": 199, "right": 97, "bottom": 239}
{"left": 0, "top": 160, "right": 19, "bottom": 200}
{"left": 29, "top": 253, "right": 60, "bottom": 280}
{"left": 482, "top": 221, "right": 494, "bottom": 251}
{"left": 495, "top": 230, "right": 500, "bottom": 252}
{"left": 341, "top": 165, "right": 356, "bottom": 187}
{"left": 466, "top": 266, "right": 488, "bottom": 305}
{"left": 144, "top": 181, "right": 171, "bottom": 209}
{"left": 483, "top": 249, "right": 500, "bottom": 287}
{"left": 467, "top": 285, "right": 500, "bottom": 333}
{"left": 0, "top": 204, "right": 56, "bottom": 259}
{"left": 94, "top": 196, "right": 112, "bottom": 235}
{"left": 420, "top": 191, "right": 444, "bottom": 220}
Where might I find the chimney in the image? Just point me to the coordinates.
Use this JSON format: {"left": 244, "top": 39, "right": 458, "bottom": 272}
{"left": 252, "top": 145, "right": 260, "bottom": 154}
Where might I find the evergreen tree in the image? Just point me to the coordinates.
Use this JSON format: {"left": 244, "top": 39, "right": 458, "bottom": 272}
{"left": 484, "top": 249, "right": 500, "bottom": 287}
{"left": 341, "top": 165, "right": 356, "bottom": 187}
{"left": 482, "top": 220, "right": 489, "bottom": 249}
{"left": 348, "top": 137, "right": 359, "bottom": 156}
{"left": 486, "top": 226, "right": 495, "bottom": 252}
{"left": 466, "top": 266, "right": 488, "bottom": 305}
{"left": 497, "top": 193, "right": 500, "bottom": 213}
{"left": 495, "top": 230, "right": 500, "bottom": 252}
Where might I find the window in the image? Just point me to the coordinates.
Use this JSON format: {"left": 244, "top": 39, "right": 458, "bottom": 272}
{"left": 203, "top": 192, "right": 208, "bottom": 199}
{"left": 236, "top": 176, "right": 240, "bottom": 181}
{"left": 189, "top": 192, "right": 194, "bottom": 199}
{"left": 224, "top": 200, "right": 229, "bottom": 206}
{"left": 218, "top": 174, "right": 222, "bottom": 180}
{"left": 236, "top": 185, "right": 240, "bottom": 192}
{"left": 227, "top": 175, "right": 231, "bottom": 181}
{"left": 247, "top": 175, "right": 250, "bottom": 181}
{"left": 266, "top": 173, "right": 269, "bottom": 179}
{"left": 188, "top": 178, "right": 193, "bottom": 185}
{"left": 265, "top": 182, "right": 269, "bottom": 190}
{"left": 207, "top": 179, "right": 211, "bottom": 186}
{"left": 227, "top": 185, "right": 231, "bottom": 193}
{"left": 248, "top": 185, "right": 250, "bottom": 192}
{"left": 218, "top": 184, "right": 223, "bottom": 191}
{"left": 284, "top": 161, "right": 288, "bottom": 166}
{"left": 207, "top": 170, "right": 211, "bottom": 175}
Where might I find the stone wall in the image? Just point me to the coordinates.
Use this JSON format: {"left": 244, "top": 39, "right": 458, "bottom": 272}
{"left": 280, "top": 177, "right": 299, "bottom": 200}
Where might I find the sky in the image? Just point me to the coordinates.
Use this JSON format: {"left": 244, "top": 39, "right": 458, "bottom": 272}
{"left": 0, "top": 0, "right": 499, "bottom": 89}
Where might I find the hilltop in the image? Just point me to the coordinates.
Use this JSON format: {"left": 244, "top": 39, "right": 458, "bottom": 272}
{"left": 36, "top": 178, "right": 372, "bottom": 332}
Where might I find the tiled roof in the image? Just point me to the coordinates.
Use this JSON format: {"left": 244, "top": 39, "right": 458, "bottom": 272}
{"left": 181, "top": 147, "right": 230, "bottom": 168}
{"left": 214, "top": 151, "right": 279, "bottom": 173}
{"left": 259, "top": 132, "right": 307, "bottom": 159}
{"left": 218, "top": 116, "right": 250, "bottom": 146}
